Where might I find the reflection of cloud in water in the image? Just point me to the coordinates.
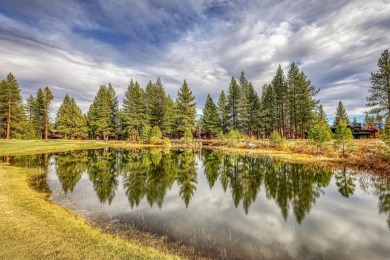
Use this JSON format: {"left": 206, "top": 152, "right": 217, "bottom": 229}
{"left": 44, "top": 150, "right": 390, "bottom": 259}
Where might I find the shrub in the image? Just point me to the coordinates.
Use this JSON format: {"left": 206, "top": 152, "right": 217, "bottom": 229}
{"left": 226, "top": 129, "right": 241, "bottom": 147}
{"left": 149, "top": 126, "right": 162, "bottom": 144}
{"left": 308, "top": 123, "right": 332, "bottom": 153}
{"left": 269, "top": 131, "right": 285, "bottom": 149}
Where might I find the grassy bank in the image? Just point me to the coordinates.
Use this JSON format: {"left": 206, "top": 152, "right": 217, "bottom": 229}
{"left": 0, "top": 139, "right": 148, "bottom": 156}
{"left": 208, "top": 139, "right": 390, "bottom": 174}
{"left": 0, "top": 165, "right": 183, "bottom": 260}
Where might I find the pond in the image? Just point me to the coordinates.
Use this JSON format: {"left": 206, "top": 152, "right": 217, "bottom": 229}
{"left": 6, "top": 148, "right": 390, "bottom": 259}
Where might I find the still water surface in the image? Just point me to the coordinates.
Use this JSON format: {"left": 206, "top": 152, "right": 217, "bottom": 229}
{"left": 8, "top": 149, "right": 390, "bottom": 259}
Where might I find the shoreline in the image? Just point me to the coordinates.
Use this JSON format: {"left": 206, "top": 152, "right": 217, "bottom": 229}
{"left": 1, "top": 139, "right": 389, "bottom": 175}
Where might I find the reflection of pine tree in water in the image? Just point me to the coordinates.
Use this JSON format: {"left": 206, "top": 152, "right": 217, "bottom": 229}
{"left": 377, "top": 178, "right": 390, "bottom": 229}
{"left": 122, "top": 149, "right": 177, "bottom": 209}
{"left": 360, "top": 174, "right": 390, "bottom": 229}
{"left": 146, "top": 150, "right": 177, "bottom": 208}
{"left": 55, "top": 151, "right": 89, "bottom": 193}
{"left": 265, "top": 162, "right": 332, "bottom": 223}
{"left": 202, "top": 151, "right": 223, "bottom": 188}
{"left": 87, "top": 149, "right": 118, "bottom": 204}
{"left": 203, "top": 152, "right": 331, "bottom": 219}
{"left": 176, "top": 150, "right": 198, "bottom": 208}
{"left": 334, "top": 167, "right": 356, "bottom": 198}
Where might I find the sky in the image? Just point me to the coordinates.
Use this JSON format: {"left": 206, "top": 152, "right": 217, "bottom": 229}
{"left": 0, "top": 0, "right": 389, "bottom": 122}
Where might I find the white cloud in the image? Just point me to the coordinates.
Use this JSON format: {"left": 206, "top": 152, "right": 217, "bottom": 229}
{"left": 0, "top": 0, "right": 389, "bottom": 119}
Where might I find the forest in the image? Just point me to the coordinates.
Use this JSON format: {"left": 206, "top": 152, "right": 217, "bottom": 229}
{"left": 0, "top": 50, "right": 389, "bottom": 145}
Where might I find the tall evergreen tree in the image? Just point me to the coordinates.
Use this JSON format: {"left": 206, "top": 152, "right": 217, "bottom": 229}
{"left": 42, "top": 87, "right": 54, "bottom": 140}
{"left": 145, "top": 80, "right": 156, "bottom": 125}
{"left": 202, "top": 94, "right": 221, "bottom": 133}
{"left": 227, "top": 77, "right": 240, "bottom": 130}
{"left": 366, "top": 49, "right": 390, "bottom": 118}
{"left": 107, "top": 83, "right": 119, "bottom": 133}
{"left": 247, "top": 83, "right": 261, "bottom": 138}
{"left": 161, "top": 95, "right": 176, "bottom": 137}
{"left": 287, "top": 63, "right": 319, "bottom": 138}
{"left": 0, "top": 73, "right": 26, "bottom": 139}
{"left": 29, "top": 87, "right": 53, "bottom": 139}
{"left": 217, "top": 90, "right": 229, "bottom": 133}
{"left": 238, "top": 72, "right": 251, "bottom": 134}
{"left": 175, "top": 80, "right": 196, "bottom": 132}
{"left": 87, "top": 85, "right": 117, "bottom": 140}
{"left": 260, "top": 84, "right": 276, "bottom": 137}
{"left": 55, "top": 94, "right": 87, "bottom": 139}
{"left": 271, "top": 65, "right": 289, "bottom": 137}
{"left": 122, "top": 80, "right": 148, "bottom": 138}
{"left": 333, "top": 101, "right": 349, "bottom": 127}
{"left": 145, "top": 78, "right": 167, "bottom": 128}
{"left": 154, "top": 78, "right": 167, "bottom": 129}
{"left": 287, "top": 62, "right": 300, "bottom": 138}
{"left": 318, "top": 104, "right": 327, "bottom": 123}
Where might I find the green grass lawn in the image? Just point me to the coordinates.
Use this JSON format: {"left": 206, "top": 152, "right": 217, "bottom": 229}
{"left": 0, "top": 165, "right": 182, "bottom": 260}
{"left": 0, "top": 139, "right": 135, "bottom": 156}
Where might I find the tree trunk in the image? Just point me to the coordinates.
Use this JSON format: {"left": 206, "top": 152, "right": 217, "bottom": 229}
{"left": 45, "top": 108, "right": 48, "bottom": 140}
{"left": 6, "top": 96, "right": 11, "bottom": 139}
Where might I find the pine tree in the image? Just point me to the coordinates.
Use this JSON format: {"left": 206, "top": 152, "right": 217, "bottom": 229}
{"left": 29, "top": 87, "right": 53, "bottom": 139}
{"left": 0, "top": 73, "right": 26, "bottom": 139}
{"left": 287, "top": 63, "right": 319, "bottom": 138}
{"left": 42, "top": 87, "right": 54, "bottom": 139}
{"left": 318, "top": 104, "right": 327, "bottom": 123}
{"left": 175, "top": 80, "right": 196, "bottom": 132}
{"left": 154, "top": 78, "right": 167, "bottom": 129}
{"left": 87, "top": 85, "right": 117, "bottom": 140}
{"left": 238, "top": 71, "right": 251, "bottom": 135}
{"left": 334, "top": 121, "right": 353, "bottom": 157}
{"left": 287, "top": 62, "right": 300, "bottom": 138}
{"left": 145, "top": 81, "right": 156, "bottom": 125}
{"left": 248, "top": 83, "right": 261, "bottom": 138}
{"left": 333, "top": 101, "right": 349, "bottom": 127}
{"left": 122, "top": 80, "right": 148, "bottom": 138}
{"left": 366, "top": 49, "right": 390, "bottom": 118}
{"left": 217, "top": 90, "right": 229, "bottom": 134}
{"left": 260, "top": 84, "right": 276, "bottom": 138}
{"left": 144, "top": 78, "right": 167, "bottom": 129}
{"left": 227, "top": 77, "right": 240, "bottom": 130}
{"left": 271, "top": 65, "right": 288, "bottom": 137}
{"left": 55, "top": 94, "right": 87, "bottom": 139}
{"left": 107, "top": 83, "right": 119, "bottom": 133}
{"left": 202, "top": 94, "right": 221, "bottom": 133}
{"left": 161, "top": 95, "right": 175, "bottom": 137}
{"left": 309, "top": 122, "right": 332, "bottom": 152}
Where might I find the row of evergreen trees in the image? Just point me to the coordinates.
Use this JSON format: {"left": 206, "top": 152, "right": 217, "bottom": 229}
{"left": 203, "top": 63, "right": 321, "bottom": 139}
{"left": 1, "top": 49, "right": 389, "bottom": 140}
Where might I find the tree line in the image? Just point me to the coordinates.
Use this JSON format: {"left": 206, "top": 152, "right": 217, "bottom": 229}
{"left": 1, "top": 49, "right": 389, "bottom": 141}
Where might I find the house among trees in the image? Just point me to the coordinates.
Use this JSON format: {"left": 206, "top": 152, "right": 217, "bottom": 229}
{"left": 330, "top": 124, "right": 378, "bottom": 139}
{"left": 193, "top": 129, "right": 214, "bottom": 139}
